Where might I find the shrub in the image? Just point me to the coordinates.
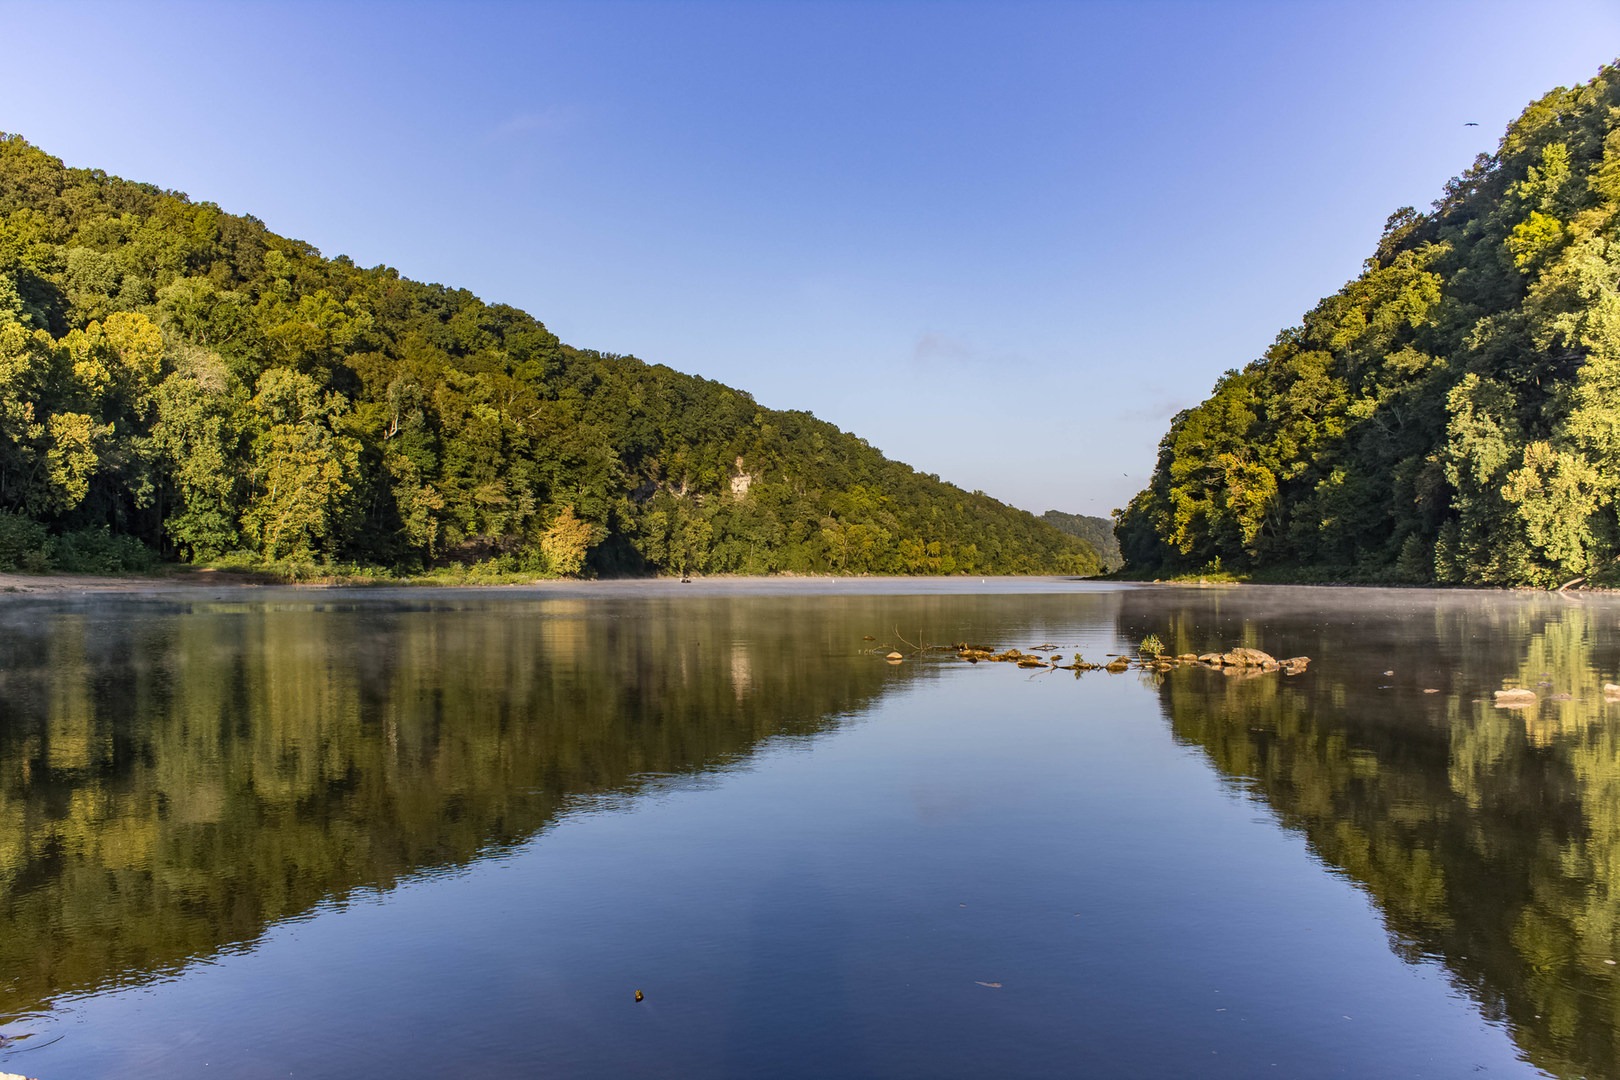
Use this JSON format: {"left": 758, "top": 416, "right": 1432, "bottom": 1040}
{"left": 47, "top": 527, "right": 158, "bottom": 574}
{"left": 0, "top": 511, "right": 48, "bottom": 572}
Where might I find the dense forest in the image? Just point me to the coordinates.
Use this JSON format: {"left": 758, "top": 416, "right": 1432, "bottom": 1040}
{"left": 1040, "top": 510, "right": 1122, "bottom": 569}
{"left": 0, "top": 135, "right": 1097, "bottom": 578}
{"left": 1116, "top": 61, "right": 1620, "bottom": 586}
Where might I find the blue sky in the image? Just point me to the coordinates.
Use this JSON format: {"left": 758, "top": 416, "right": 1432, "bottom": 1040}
{"left": 3, "top": 1, "right": 1617, "bottom": 517}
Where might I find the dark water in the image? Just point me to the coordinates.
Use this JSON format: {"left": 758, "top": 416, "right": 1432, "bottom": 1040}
{"left": 1, "top": 579, "right": 1617, "bottom": 1078}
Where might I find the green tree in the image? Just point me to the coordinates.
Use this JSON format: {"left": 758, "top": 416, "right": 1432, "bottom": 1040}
{"left": 241, "top": 369, "right": 361, "bottom": 559}
{"left": 152, "top": 350, "right": 247, "bottom": 559}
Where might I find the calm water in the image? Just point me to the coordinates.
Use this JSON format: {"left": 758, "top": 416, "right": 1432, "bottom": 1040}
{"left": 1, "top": 579, "right": 1618, "bottom": 1078}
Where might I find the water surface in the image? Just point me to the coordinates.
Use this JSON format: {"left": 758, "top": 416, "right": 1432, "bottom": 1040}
{"left": 1, "top": 579, "right": 1617, "bottom": 1077}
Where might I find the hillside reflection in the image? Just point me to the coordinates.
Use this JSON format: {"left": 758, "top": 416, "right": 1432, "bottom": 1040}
{"left": 0, "top": 587, "right": 1116, "bottom": 1028}
{"left": 0, "top": 593, "right": 885, "bottom": 1020}
{"left": 1122, "top": 588, "right": 1620, "bottom": 1080}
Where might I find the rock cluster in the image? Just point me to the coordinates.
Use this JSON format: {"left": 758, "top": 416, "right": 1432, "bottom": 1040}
{"left": 1494, "top": 683, "right": 1620, "bottom": 708}
{"left": 914, "top": 643, "right": 1312, "bottom": 677}
{"left": 1193, "top": 648, "right": 1311, "bottom": 675}
{"left": 954, "top": 646, "right": 1086, "bottom": 670}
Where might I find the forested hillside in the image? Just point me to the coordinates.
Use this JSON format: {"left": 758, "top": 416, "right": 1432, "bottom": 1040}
{"left": 1117, "top": 61, "right": 1620, "bottom": 587}
{"left": 1041, "top": 510, "right": 1121, "bottom": 569}
{"left": 0, "top": 136, "right": 1096, "bottom": 577}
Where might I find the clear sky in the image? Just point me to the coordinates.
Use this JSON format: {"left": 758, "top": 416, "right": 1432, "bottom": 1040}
{"left": 2, "top": 1, "right": 1617, "bottom": 518}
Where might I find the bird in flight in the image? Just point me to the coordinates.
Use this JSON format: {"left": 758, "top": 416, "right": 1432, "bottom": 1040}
{"left": 1464, "top": 122, "right": 1479, "bottom": 126}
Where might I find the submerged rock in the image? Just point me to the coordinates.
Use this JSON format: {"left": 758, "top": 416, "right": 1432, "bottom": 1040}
{"left": 1494, "top": 688, "right": 1538, "bottom": 707}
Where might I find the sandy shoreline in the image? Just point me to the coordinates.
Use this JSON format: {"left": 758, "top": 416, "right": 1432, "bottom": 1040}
{"left": 0, "top": 570, "right": 244, "bottom": 594}
{"left": 0, "top": 571, "right": 1118, "bottom": 601}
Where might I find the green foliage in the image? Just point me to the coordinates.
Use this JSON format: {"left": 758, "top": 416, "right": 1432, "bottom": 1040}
{"left": 151, "top": 348, "right": 246, "bottom": 559}
{"left": 0, "top": 132, "right": 1094, "bottom": 578}
{"left": 1118, "top": 62, "right": 1620, "bottom": 586}
{"left": 1040, "top": 510, "right": 1118, "bottom": 569}
{"left": 241, "top": 368, "right": 362, "bottom": 560}
{"left": 46, "top": 526, "right": 156, "bottom": 573}
{"left": 0, "top": 509, "right": 46, "bottom": 570}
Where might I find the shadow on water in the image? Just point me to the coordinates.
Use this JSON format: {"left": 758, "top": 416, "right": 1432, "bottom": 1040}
{"left": 0, "top": 586, "right": 1119, "bottom": 1040}
{"left": 1116, "top": 586, "right": 1620, "bottom": 1080}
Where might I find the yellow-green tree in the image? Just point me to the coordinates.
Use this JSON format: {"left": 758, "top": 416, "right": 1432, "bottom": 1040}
{"left": 540, "top": 505, "right": 597, "bottom": 576}
{"left": 241, "top": 369, "right": 361, "bottom": 559}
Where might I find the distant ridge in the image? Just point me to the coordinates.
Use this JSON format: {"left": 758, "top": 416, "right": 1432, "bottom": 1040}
{"left": 1041, "top": 511, "right": 1121, "bottom": 570}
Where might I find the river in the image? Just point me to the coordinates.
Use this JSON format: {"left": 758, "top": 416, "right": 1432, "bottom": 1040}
{"left": 0, "top": 579, "right": 1615, "bottom": 1078}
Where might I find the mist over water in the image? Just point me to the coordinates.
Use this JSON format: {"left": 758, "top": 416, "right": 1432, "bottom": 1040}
{"left": 1, "top": 580, "right": 1615, "bottom": 1077}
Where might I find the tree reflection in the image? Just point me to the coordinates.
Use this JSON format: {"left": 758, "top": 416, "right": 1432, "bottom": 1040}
{"left": 0, "top": 593, "right": 925, "bottom": 1021}
{"left": 1127, "top": 589, "right": 1620, "bottom": 1080}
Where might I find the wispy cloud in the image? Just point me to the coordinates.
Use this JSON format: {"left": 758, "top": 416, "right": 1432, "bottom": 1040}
{"left": 485, "top": 104, "right": 584, "bottom": 143}
{"left": 910, "top": 331, "right": 1012, "bottom": 371}
{"left": 1118, "top": 393, "right": 1195, "bottom": 423}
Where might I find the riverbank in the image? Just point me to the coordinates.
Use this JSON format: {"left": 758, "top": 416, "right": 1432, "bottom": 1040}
{"left": 0, "top": 571, "right": 1119, "bottom": 599}
{"left": 1103, "top": 564, "right": 1620, "bottom": 591}
{"left": 0, "top": 565, "right": 562, "bottom": 594}
{"left": 0, "top": 569, "right": 248, "bottom": 594}
{"left": 7, "top": 566, "right": 1616, "bottom": 598}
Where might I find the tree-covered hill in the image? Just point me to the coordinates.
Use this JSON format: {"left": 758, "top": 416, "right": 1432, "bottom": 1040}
{"left": 1116, "top": 61, "right": 1620, "bottom": 587}
{"left": 0, "top": 135, "right": 1096, "bottom": 577}
{"left": 1040, "top": 510, "right": 1122, "bottom": 569}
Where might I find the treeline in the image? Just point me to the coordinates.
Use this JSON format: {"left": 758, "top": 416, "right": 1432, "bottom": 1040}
{"left": 1117, "top": 61, "right": 1620, "bottom": 586}
{"left": 0, "top": 135, "right": 1097, "bottom": 577}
